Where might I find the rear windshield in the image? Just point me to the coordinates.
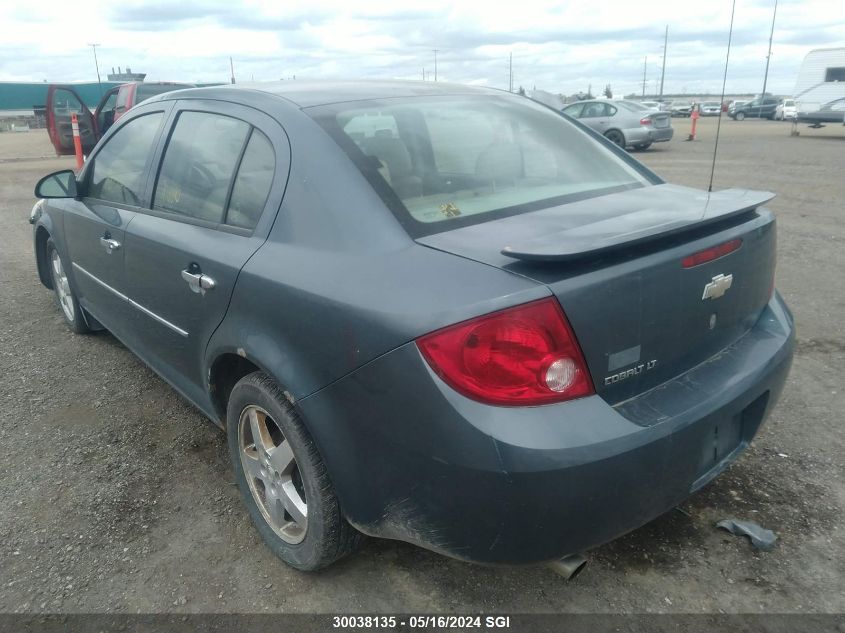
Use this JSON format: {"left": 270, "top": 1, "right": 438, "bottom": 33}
{"left": 311, "top": 95, "right": 654, "bottom": 236}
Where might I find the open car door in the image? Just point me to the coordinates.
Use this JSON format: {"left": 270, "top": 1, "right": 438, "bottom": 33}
{"left": 46, "top": 85, "right": 98, "bottom": 156}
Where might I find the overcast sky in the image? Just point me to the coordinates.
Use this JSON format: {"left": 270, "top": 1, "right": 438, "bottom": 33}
{"left": 2, "top": 0, "right": 843, "bottom": 96}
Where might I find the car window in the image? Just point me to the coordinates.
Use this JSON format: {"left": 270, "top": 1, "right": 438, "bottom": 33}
{"left": 562, "top": 103, "right": 583, "bottom": 118}
{"left": 153, "top": 111, "right": 250, "bottom": 223}
{"left": 226, "top": 129, "right": 275, "bottom": 230}
{"left": 316, "top": 95, "right": 651, "bottom": 234}
{"left": 97, "top": 90, "right": 118, "bottom": 133}
{"left": 604, "top": 104, "right": 617, "bottom": 116}
{"left": 581, "top": 102, "right": 606, "bottom": 118}
{"left": 115, "top": 87, "right": 130, "bottom": 115}
{"left": 88, "top": 112, "right": 164, "bottom": 206}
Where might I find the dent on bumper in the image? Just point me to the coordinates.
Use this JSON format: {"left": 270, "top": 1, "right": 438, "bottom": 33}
{"left": 299, "top": 294, "right": 794, "bottom": 565}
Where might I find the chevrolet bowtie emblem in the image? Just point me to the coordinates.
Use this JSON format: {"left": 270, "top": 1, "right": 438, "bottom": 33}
{"left": 702, "top": 273, "right": 733, "bottom": 300}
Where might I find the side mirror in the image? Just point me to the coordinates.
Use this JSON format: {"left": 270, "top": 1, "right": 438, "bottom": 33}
{"left": 34, "top": 169, "right": 79, "bottom": 199}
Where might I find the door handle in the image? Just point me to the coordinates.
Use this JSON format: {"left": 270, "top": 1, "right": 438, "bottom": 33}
{"left": 181, "top": 269, "right": 216, "bottom": 295}
{"left": 99, "top": 237, "right": 121, "bottom": 253}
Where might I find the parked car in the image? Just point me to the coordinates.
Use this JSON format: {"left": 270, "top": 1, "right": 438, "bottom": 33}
{"left": 796, "top": 97, "right": 845, "bottom": 126}
{"left": 729, "top": 97, "right": 779, "bottom": 120}
{"left": 774, "top": 99, "right": 797, "bottom": 121}
{"left": 700, "top": 101, "right": 722, "bottom": 116}
{"left": 31, "top": 81, "right": 794, "bottom": 571}
{"left": 46, "top": 82, "right": 193, "bottom": 156}
{"left": 727, "top": 100, "right": 747, "bottom": 115}
{"left": 668, "top": 101, "right": 692, "bottom": 117}
{"left": 562, "top": 99, "right": 673, "bottom": 149}
{"left": 637, "top": 100, "right": 663, "bottom": 112}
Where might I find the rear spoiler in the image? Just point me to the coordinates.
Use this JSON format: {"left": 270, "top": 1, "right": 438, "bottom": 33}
{"left": 501, "top": 188, "right": 775, "bottom": 262}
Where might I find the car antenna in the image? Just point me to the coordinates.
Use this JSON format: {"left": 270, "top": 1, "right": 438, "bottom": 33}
{"left": 708, "top": 0, "right": 738, "bottom": 193}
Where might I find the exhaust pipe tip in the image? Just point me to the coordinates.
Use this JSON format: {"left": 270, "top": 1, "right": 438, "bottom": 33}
{"left": 547, "top": 553, "right": 588, "bottom": 580}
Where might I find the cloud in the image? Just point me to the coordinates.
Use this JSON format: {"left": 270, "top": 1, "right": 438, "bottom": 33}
{"left": 0, "top": 0, "right": 842, "bottom": 95}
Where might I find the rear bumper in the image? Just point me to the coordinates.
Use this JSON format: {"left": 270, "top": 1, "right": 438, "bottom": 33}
{"left": 626, "top": 126, "right": 673, "bottom": 145}
{"left": 299, "top": 293, "right": 794, "bottom": 565}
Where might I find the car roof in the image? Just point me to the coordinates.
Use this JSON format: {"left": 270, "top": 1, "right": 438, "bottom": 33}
{"left": 153, "top": 79, "right": 505, "bottom": 109}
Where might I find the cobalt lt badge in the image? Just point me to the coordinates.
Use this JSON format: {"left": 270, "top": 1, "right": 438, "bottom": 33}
{"left": 702, "top": 273, "right": 733, "bottom": 300}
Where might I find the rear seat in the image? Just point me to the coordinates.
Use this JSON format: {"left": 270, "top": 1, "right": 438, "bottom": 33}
{"left": 360, "top": 130, "right": 422, "bottom": 199}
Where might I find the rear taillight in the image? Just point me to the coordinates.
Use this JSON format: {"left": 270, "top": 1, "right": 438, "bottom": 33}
{"left": 682, "top": 238, "right": 742, "bottom": 268}
{"left": 640, "top": 117, "right": 652, "bottom": 126}
{"left": 417, "top": 298, "right": 594, "bottom": 406}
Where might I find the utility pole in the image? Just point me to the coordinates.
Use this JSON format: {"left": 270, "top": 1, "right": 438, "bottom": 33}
{"left": 230, "top": 57, "right": 236, "bottom": 84}
{"left": 659, "top": 25, "right": 668, "bottom": 99}
{"left": 509, "top": 52, "right": 513, "bottom": 92}
{"left": 433, "top": 49, "right": 438, "bottom": 81}
{"left": 761, "top": 0, "right": 778, "bottom": 99}
{"left": 642, "top": 56, "right": 647, "bottom": 97}
{"left": 88, "top": 44, "right": 101, "bottom": 91}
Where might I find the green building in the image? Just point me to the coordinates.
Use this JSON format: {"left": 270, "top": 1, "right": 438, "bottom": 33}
{"left": 0, "top": 81, "right": 121, "bottom": 112}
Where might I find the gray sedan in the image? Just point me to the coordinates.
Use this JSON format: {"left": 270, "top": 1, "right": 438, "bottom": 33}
{"left": 31, "top": 80, "right": 790, "bottom": 571}
{"left": 562, "top": 100, "right": 673, "bottom": 150}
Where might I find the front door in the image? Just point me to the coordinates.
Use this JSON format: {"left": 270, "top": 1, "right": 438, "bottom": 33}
{"left": 63, "top": 109, "right": 169, "bottom": 334}
{"left": 122, "top": 104, "right": 283, "bottom": 408}
{"left": 46, "top": 85, "right": 97, "bottom": 156}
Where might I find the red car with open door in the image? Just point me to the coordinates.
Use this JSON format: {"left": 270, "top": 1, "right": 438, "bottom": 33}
{"left": 46, "top": 82, "right": 192, "bottom": 156}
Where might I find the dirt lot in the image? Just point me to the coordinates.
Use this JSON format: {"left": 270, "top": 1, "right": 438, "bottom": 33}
{"left": 0, "top": 117, "right": 843, "bottom": 614}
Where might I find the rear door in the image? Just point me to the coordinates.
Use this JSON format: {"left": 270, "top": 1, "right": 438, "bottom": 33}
{"left": 577, "top": 102, "right": 607, "bottom": 132}
{"left": 62, "top": 106, "right": 170, "bottom": 333}
{"left": 46, "top": 85, "right": 97, "bottom": 156}
{"left": 121, "top": 100, "right": 289, "bottom": 406}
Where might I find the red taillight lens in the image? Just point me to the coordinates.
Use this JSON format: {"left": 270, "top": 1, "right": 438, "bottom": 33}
{"left": 417, "top": 298, "right": 594, "bottom": 406}
{"left": 682, "top": 238, "right": 742, "bottom": 268}
{"left": 640, "top": 117, "right": 652, "bottom": 126}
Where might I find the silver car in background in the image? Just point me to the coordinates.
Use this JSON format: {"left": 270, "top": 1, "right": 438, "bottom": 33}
{"left": 562, "top": 100, "right": 674, "bottom": 150}
{"left": 700, "top": 101, "right": 722, "bottom": 116}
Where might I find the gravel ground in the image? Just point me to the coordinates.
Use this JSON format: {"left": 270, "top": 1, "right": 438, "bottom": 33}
{"left": 0, "top": 117, "right": 843, "bottom": 614}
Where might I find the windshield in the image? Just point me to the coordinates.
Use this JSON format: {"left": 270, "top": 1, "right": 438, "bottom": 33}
{"left": 311, "top": 95, "right": 654, "bottom": 236}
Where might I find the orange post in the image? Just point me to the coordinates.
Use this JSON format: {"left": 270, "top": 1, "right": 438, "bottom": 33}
{"left": 70, "top": 113, "right": 84, "bottom": 170}
{"left": 687, "top": 104, "right": 700, "bottom": 141}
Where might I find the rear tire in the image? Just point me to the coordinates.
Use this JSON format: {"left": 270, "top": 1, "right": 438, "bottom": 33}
{"left": 227, "top": 372, "right": 363, "bottom": 571}
{"left": 46, "top": 238, "right": 90, "bottom": 334}
{"left": 604, "top": 129, "right": 626, "bottom": 149}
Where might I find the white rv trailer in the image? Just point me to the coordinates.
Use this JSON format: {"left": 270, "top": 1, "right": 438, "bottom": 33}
{"left": 793, "top": 47, "right": 845, "bottom": 112}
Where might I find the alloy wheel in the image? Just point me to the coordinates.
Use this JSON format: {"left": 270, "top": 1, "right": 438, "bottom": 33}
{"left": 50, "top": 250, "right": 75, "bottom": 322}
{"left": 239, "top": 405, "right": 308, "bottom": 544}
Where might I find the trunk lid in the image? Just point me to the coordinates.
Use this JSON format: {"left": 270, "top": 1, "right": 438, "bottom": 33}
{"left": 650, "top": 112, "right": 671, "bottom": 129}
{"left": 417, "top": 184, "right": 777, "bottom": 404}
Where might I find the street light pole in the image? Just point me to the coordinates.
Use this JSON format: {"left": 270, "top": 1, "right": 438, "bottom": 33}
{"left": 642, "top": 56, "right": 647, "bottom": 97}
{"left": 659, "top": 25, "right": 668, "bottom": 99}
{"left": 88, "top": 43, "right": 101, "bottom": 87}
{"left": 433, "top": 49, "right": 438, "bottom": 81}
{"left": 509, "top": 52, "right": 513, "bottom": 92}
